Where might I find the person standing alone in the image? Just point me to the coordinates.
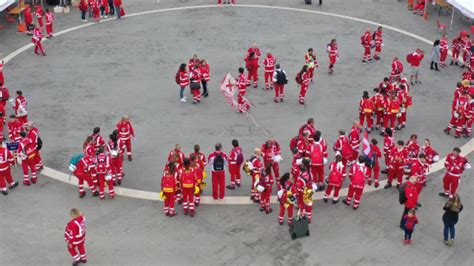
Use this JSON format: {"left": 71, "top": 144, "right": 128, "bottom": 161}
{"left": 442, "top": 194, "right": 463, "bottom": 246}
{"left": 208, "top": 143, "right": 228, "bottom": 200}
{"left": 65, "top": 208, "right": 87, "bottom": 266}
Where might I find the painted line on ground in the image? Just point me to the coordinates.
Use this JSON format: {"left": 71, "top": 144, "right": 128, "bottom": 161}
{"left": 2, "top": 4, "right": 472, "bottom": 204}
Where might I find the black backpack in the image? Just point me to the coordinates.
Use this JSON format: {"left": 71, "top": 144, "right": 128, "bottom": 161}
{"left": 213, "top": 153, "right": 225, "bottom": 171}
{"left": 398, "top": 184, "right": 407, "bottom": 205}
{"left": 37, "top": 137, "right": 43, "bottom": 151}
{"left": 276, "top": 70, "right": 287, "bottom": 85}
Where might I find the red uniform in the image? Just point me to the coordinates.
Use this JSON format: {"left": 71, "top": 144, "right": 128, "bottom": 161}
{"left": 345, "top": 163, "right": 367, "bottom": 209}
{"left": 189, "top": 66, "right": 202, "bottom": 103}
{"left": 373, "top": 29, "right": 383, "bottom": 59}
{"left": 7, "top": 118, "right": 22, "bottom": 142}
{"left": 384, "top": 97, "right": 401, "bottom": 132}
{"left": 35, "top": 6, "right": 44, "bottom": 27}
{"left": 263, "top": 54, "right": 276, "bottom": 89}
{"left": 398, "top": 90, "right": 412, "bottom": 127}
{"left": 95, "top": 153, "right": 114, "bottom": 199}
{"left": 32, "top": 26, "right": 46, "bottom": 56}
{"left": 27, "top": 127, "right": 43, "bottom": 170}
{"left": 65, "top": 215, "right": 87, "bottom": 263}
{"left": 90, "top": 133, "right": 105, "bottom": 154}
{"left": 295, "top": 171, "right": 314, "bottom": 222}
{"left": 0, "top": 62, "right": 4, "bottom": 85}
{"left": 407, "top": 51, "right": 424, "bottom": 67}
{"left": 248, "top": 155, "right": 263, "bottom": 201}
{"left": 236, "top": 73, "right": 249, "bottom": 112}
{"left": 167, "top": 149, "right": 185, "bottom": 169}
{"left": 298, "top": 71, "right": 311, "bottom": 105}
{"left": 323, "top": 161, "right": 344, "bottom": 201}
{"left": 14, "top": 95, "right": 28, "bottom": 125}
{"left": 73, "top": 156, "right": 98, "bottom": 196}
{"left": 178, "top": 70, "right": 189, "bottom": 88}
{"left": 261, "top": 141, "right": 281, "bottom": 178}
{"left": 308, "top": 139, "right": 328, "bottom": 184}
{"left": 451, "top": 37, "right": 462, "bottom": 63}
{"left": 420, "top": 145, "right": 439, "bottom": 165}
{"left": 327, "top": 43, "right": 338, "bottom": 73}
{"left": 298, "top": 122, "right": 316, "bottom": 137}
{"left": 442, "top": 153, "right": 470, "bottom": 197}
{"left": 106, "top": 139, "right": 124, "bottom": 184}
{"left": 161, "top": 169, "right": 178, "bottom": 215}
{"left": 407, "top": 158, "right": 428, "bottom": 194}
{"left": 383, "top": 135, "right": 394, "bottom": 167}
{"left": 305, "top": 53, "right": 318, "bottom": 80}
{"left": 45, "top": 12, "right": 54, "bottom": 37}
{"left": 461, "top": 38, "right": 472, "bottom": 64}
{"left": 446, "top": 95, "right": 470, "bottom": 137}
{"left": 413, "top": 0, "right": 425, "bottom": 15}
{"left": 0, "top": 147, "right": 15, "bottom": 192}
{"left": 278, "top": 181, "right": 296, "bottom": 225}
{"left": 91, "top": 0, "right": 100, "bottom": 20}
{"left": 388, "top": 146, "right": 409, "bottom": 186}
{"left": 208, "top": 151, "right": 228, "bottom": 200}
{"left": 18, "top": 138, "right": 38, "bottom": 185}
{"left": 333, "top": 135, "right": 353, "bottom": 173}
{"left": 404, "top": 181, "right": 419, "bottom": 210}
{"left": 348, "top": 126, "right": 361, "bottom": 165}
{"left": 247, "top": 46, "right": 261, "bottom": 60}
{"left": 245, "top": 55, "right": 259, "bottom": 87}
{"left": 367, "top": 143, "right": 382, "bottom": 186}
{"left": 180, "top": 167, "right": 197, "bottom": 216}
{"left": 24, "top": 7, "right": 33, "bottom": 30}
{"left": 229, "top": 147, "right": 243, "bottom": 186}
{"left": 372, "top": 92, "right": 385, "bottom": 128}
{"left": 406, "top": 139, "right": 420, "bottom": 159}
{"left": 361, "top": 31, "right": 372, "bottom": 62}
{"left": 257, "top": 169, "right": 274, "bottom": 212}
{"left": 116, "top": 120, "right": 134, "bottom": 157}
{"left": 439, "top": 37, "right": 449, "bottom": 65}
{"left": 359, "top": 98, "right": 374, "bottom": 129}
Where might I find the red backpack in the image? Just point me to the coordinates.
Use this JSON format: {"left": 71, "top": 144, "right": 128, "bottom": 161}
{"left": 289, "top": 136, "right": 299, "bottom": 151}
{"left": 175, "top": 71, "right": 180, "bottom": 85}
{"left": 295, "top": 73, "right": 302, "bottom": 84}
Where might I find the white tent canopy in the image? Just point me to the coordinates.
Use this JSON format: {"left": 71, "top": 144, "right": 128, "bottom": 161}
{"left": 447, "top": 0, "right": 474, "bottom": 19}
{"left": 0, "top": 0, "right": 16, "bottom": 12}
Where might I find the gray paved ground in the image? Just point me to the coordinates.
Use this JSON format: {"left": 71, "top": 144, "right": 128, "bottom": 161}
{"left": 0, "top": 0, "right": 473, "bottom": 265}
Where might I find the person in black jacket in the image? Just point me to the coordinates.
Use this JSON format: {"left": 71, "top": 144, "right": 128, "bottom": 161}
{"left": 442, "top": 194, "right": 463, "bottom": 246}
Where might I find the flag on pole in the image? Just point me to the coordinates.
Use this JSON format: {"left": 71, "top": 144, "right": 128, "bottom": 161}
{"left": 220, "top": 73, "right": 251, "bottom": 113}
{"left": 362, "top": 130, "right": 371, "bottom": 157}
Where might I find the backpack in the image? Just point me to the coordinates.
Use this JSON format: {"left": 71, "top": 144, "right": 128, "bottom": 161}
{"left": 236, "top": 152, "right": 244, "bottom": 165}
{"left": 276, "top": 70, "right": 287, "bottom": 85}
{"left": 360, "top": 35, "right": 365, "bottom": 45}
{"left": 68, "top": 153, "right": 84, "bottom": 172}
{"left": 406, "top": 53, "right": 413, "bottom": 64}
{"left": 295, "top": 73, "right": 302, "bottom": 84}
{"left": 364, "top": 153, "right": 376, "bottom": 168}
{"left": 37, "top": 137, "right": 43, "bottom": 151}
{"left": 213, "top": 153, "right": 225, "bottom": 171}
{"left": 398, "top": 184, "right": 407, "bottom": 204}
{"left": 289, "top": 136, "right": 299, "bottom": 151}
{"left": 175, "top": 72, "right": 180, "bottom": 85}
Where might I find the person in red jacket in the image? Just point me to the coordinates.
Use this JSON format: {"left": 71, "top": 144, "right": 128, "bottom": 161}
{"left": 0, "top": 140, "right": 18, "bottom": 195}
{"left": 0, "top": 61, "right": 4, "bottom": 85}
{"left": 308, "top": 131, "right": 328, "bottom": 189}
{"left": 348, "top": 121, "right": 361, "bottom": 165}
{"left": 95, "top": 147, "right": 115, "bottom": 199}
{"left": 44, "top": 9, "right": 54, "bottom": 38}
{"left": 297, "top": 65, "right": 311, "bottom": 105}
{"left": 245, "top": 51, "right": 259, "bottom": 88}
{"left": 177, "top": 63, "right": 189, "bottom": 102}
{"left": 372, "top": 88, "right": 386, "bottom": 130}
{"left": 397, "top": 84, "right": 412, "bottom": 129}
{"left": 35, "top": 5, "right": 44, "bottom": 28}
{"left": 65, "top": 208, "right": 87, "bottom": 266}
{"left": 406, "top": 154, "right": 428, "bottom": 197}
{"left": 236, "top": 67, "right": 250, "bottom": 113}
{"left": 180, "top": 158, "right": 197, "bottom": 217}
{"left": 406, "top": 134, "right": 420, "bottom": 159}
{"left": 106, "top": 132, "right": 124, "bottom": 185}
{"left": 440, "top": 147, "right": 471, "bottom": 198}
{"left": 7, "top": 115, "right": 22, "bottom": 142}
{"left": 413, "top": 0, "right": 425, "bottom": 15}
{"left": 326, "top": 39, "right": 339, "bottom": 74}
{"left": 420, "top": 138, "right": 439, "bottom": 165}
{"left": 298, "top": 118, "right": 316, "bottom": 137}
{"left": 361, "top": 28, "right": 372, "bottom": 63}
{"left": 257, "top": 163, "right": 274, "bottom": 214}
{"left": 407, "top": 48, "right": 425, "bottom": 85}
{"left": 218, "top": 0, "right": 236, "bottom": 5}
{"left": 116, "top": 115, "right": 135, "bottom": 161}
{"left": 400, "top": 176, "right": 418, "bottom": 228}
{"left": 90, "top": 127, "right": 105, "bottom": 154}
{"left": 402, "top": 209, "right": 419, "bottom": 245}
{"left": 343, "top": 156, "right": 367, "bottom": 210}
{"left": 386, "top": 140, "right": 409, "bottom": 189}
{"left": 367, "top": 138, "right": 382, "bottom": 187}
{"left": 18, "top": 132, "right": 37, "bottom": 186}
{"left": 13, "top": 90, "right": 28, "bottom": 125}
{"left": 390, "top": 57, "right": 404, "bottom": 82}
{"left": 305, "top": 48, "right": 319, "bottom": 82}
{"left": 189, "top": 61, "right": 202, "bottom": 104}
{"left": 227, "top": 139, "right": 242, "bottom": 189}
{"left": 439, "top": 34, "right": 449, "bottom": 67}
{"left": 73, "top": 155, "right": 98, "bottom": 198}
{"left": 208, "top": 143, "right": 228, "bottom": 200}
{"left": 323, "top": 155, "right": 344, "bottom": 203}
{"left": 189, "top": 153, "right": 204, "bottom": 206}
{"left": 333, "top": 129, "right": 353, "bottom": 174}
{"left": 24, "top": 6, "right": 33, "bottom": 34}
{"left": 246, "top": 148, "right": 263, "bottom": 202}
{"left": 383, "top": 93, "right": 401, "bottom": 134}
{"left": 359, "top": 91, "right": 375, "bottom": 132}
{"left": 278, "top": 173, "right": 296, "bottom": 225}
{"left": 161, "top": 162, "right": 178, "bottom": 216}
{"left": 382, "top": 127, "right": 394, "bottom": 174}
{"left": 31, "top": 25, "right": 46, "bottom": 56}
{"left": 261, "top": 137, "right": 281, "bottom": 179}
{"left": 450, "top": 36, "right": 462, "bottom": 65}
{"left": 373, "top": 26, "right": 383, "bottom": 60}
{"left": 295, "top": 159, "right": 315, "bottom": 222}
{"left": 200, "top": 59, "right": 210, "bottom": 97}
{"left": 79, "top": 0, "right": 88, "bottom": 22}
{"left": 263, "top": 52, "right": 276, "bottom": 90}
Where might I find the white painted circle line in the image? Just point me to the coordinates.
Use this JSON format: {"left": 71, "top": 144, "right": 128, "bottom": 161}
{"left": 2, "top": 4, "right": 472, "bottom": 204}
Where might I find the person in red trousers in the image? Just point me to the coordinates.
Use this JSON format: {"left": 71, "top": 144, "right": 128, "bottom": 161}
{"left": 35, "top": 5, "right": 44, "bottom": 28}
{"left": 278, "top": 173, "right": 296, "bottom": 226}
{"left": 385, "top": 140, "right": 409, "bottom": 189}
{"left": 323, "top": 154, "right": 344, "bottom": 203}
{"left": 326, "top": 39, "right": 338, "bottom": 74}
{"left": 367, "top": 138, "right": 382, "bottom": 187}
{"left": 257, "top": 163, "right": 274, "bottom": 214}
{"left": 116, "top": 115, "right": 135, "bottom": 161}
{"left": 18, "top": 132, "right": 37, "bottom": 186}
{"left": 161, "top": 162, "right": 178, "bottom": 216}
{"left": 0, "top": 139, "right": 19, "bottom": 195}
{"left": 32, "top": 25, "right": 46, "bottom": 56}
{"left": 305, "top": 48, "right": 319, "bottom": 82}
{"left": 65, "top": 208, "right": 87, "bottom": 266}
{"left": 208, "top": 143, "right": 228, "bottom": 200}
{"left": 180, "top": 158, "right": 197, "bottom": 217}
{"left": 263, "top": 52, "right": 276, "bottom": 90}
{"left": 72, "top": 155, "right": 98, "bottom": 198}
{"left": 189, "top": 152, "right": 205, "bottom": 206}
{"left": 400, "top": 176, "right": 418, "bottom": 228}
{"left": 439, "top": 34, "right": 449, "bottom": 67}
{"left": 373, "top": 26, "right": 383, "bottom": 60}
{"left": 95, "top": 147, "right": 115, "bottom": 199}
{"left": 245, "top": 51, "right": 259, "bottom": 88}
{"left": 361, "top": 28, "right": 372, "bottom": 63}
{"left": 227, "top": 139, "right": 243, "bottom": 189}
{"left": 106, "top": 133, "right": 124, "bottom": 185}
{"left": 44, "top": 9, "right": 54, "bottom": 38}
{"left": 308, "top": 130, "right": 328, "bottom": 189}
{"left": 236, "top": 67, "right": 249, "bottom": 113}
{"left": 261, "top": 137, "right": 281, "bottom": 179}
{"left": 359, "top": 91, "right": 375, "bottom": 133}
{"left": 297, "top": 65, "right": 310, "bottom": 105}
{"left": 272, "top": 64, "right": 288, "bottom": 102}
{"left": 343, "top": 156, "right": 368, "bottom": 210}
{"left": 439, "top": 147, "right": 471, "bottom": 198}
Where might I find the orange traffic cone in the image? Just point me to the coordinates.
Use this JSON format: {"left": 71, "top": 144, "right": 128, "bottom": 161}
{"left": 17, "top": 22, "right": 26, "bottom": 32}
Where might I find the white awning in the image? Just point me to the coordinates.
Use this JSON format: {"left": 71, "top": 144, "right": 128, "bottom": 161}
{"left": 447, "top": 0, "right": 474, "bottom": 19}
{"left": 0, "top": 0, "right": 17, "bottom": 12}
